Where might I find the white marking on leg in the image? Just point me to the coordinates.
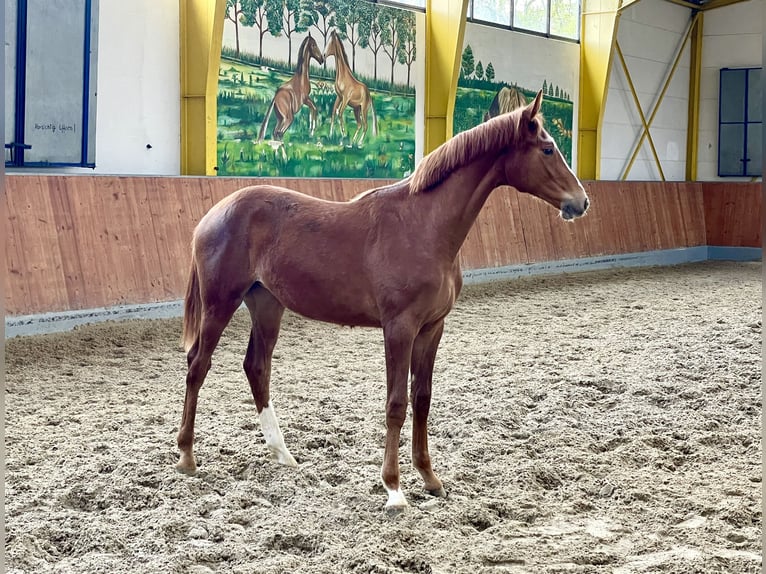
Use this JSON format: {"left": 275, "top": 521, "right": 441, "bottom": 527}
{"left": 259, "top": 402, "right": 297, "bottom": 467}
{"left": 381, "top": 467, "right": 408, "bottom": 509}
{"left": 384, "top": 486, "right": 408, "bottom": 509}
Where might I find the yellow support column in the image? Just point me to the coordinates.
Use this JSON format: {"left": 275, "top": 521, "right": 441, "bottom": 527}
{"left": 180, "top": 0, "right": 226, "bottom": 175}
{"left": 686, "top": 11, "right": 703, "bottom": 181}
{"left": 424, "top": 0, "right": 469, "bottom": 155}
{"left": 577, "top": 0, "right": 620, "bottom": 179}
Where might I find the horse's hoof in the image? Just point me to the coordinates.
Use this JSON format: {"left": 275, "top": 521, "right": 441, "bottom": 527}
{"left": 278, "top": 452, "right": 298, "bottom": 468}
{"left": 269, "top": 446, "right": 298, "bottom": 468}
{"left": 176, "top": 453, "right": 197, "bottom": 475}
{"left": 176, "top": 462, "right": 197, "bottom": 476}
{"left": 427, "top": 486, "right": 447, "bottom": 499}
{"left": 384, "top": 488, "right": 408, "bottom": 510}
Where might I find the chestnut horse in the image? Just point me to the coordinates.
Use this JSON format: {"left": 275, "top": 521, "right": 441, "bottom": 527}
{"left": 258, "top": 34, "right": 324, "bottom": 141}
{"left": 177, "top": 91, "right": 589, "bottom": 508}
{"left": 323, "top": 30, "right": 378, "bottom": 145}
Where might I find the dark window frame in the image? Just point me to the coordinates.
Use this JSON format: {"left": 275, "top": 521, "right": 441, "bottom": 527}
{"left": 5, "top": 0, "right": 97, "bottom": 169}
{"left": 718, "top": 67, "right": 762, "bottom": 178}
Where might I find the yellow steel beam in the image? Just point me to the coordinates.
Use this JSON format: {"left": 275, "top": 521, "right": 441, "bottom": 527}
{"left": 700, "top": 0, "right": 750, "bottom": 10}
{"left": 180, "top": 0, "right": 226, "bottom": 175}
{"left": 577, "top": 0, "right": 621, "bottom": 179}
{"left": 424, "top": 0, "right": 469, "bottom": 155}
{"left": 615, "top": 42, "right": 666, "bottom": 180}
{"left": 617, "top": 0, "right": 643, "bottom": 12}
{"left": 686, "top": 11, "right": 703, "bottom": 180}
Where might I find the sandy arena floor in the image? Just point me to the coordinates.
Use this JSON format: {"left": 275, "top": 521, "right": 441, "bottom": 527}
{"left": 5, "top": 261, "right": 762, "bottom": 573}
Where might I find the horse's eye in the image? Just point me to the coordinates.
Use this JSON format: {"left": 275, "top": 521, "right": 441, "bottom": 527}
{"left": 543, "top": 148, "right": 554, "bottom": 156}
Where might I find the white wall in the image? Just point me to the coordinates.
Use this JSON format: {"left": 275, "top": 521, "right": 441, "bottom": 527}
{"left": 42, "top": 0, "right": 180, "bottom": 175}
{"left": 601, "top": 0, "right": 691, "bottom": 181}
{"left": 601, "top": 0, "right": 763, "bottom": 182}
{"left": 697, "top": 0, "right": 762, "bottom": 181}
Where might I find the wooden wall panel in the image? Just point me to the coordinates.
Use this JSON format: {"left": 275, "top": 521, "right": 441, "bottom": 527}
{"left": 4, "top": 176, "right": 760, "bottom": 316}
{"left": 703, "top": 182, "right": 761, "bottom": 247}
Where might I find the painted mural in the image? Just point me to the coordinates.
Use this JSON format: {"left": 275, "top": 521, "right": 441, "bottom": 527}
{"left": 218, "top": 0, "right": 417, "bottom": 178}
{"left": 454, "top": 23, "right": 578, "bottom": 165}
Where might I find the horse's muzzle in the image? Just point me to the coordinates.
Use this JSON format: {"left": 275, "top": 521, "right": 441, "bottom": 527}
{"left": 560, "top": 196, "right": 589, "bottom": 221}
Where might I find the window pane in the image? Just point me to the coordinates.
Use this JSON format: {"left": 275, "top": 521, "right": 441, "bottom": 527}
{"left": 720, "top": 69, "right": 746, "bottom": 123}
{"left": 473, "top": 0, "right": 511, "bottom": 25}
{"left": 5, "top": 0, "right": 17, "bottom": 164}
{"left": 551, "top": 0, "right": 579, "bottom": 38}
{"left": 746, "top": 123, "right": 762, "bottom": 176}
{"left": 24, "top": 0, "right": 86, "bottom": 164}
{"left": 747, "top": 68, "right": 761, "bottom": 122}
{"left": 718, "top": 123, "right": 744, "bottom": 176}
{"left": 514, "top": 0, "right": 548, "bottom": 33}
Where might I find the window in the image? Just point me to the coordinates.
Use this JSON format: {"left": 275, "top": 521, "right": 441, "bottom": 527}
{"left": 718, "top": 67, "right": 762, "bottom": 177}
{"left": 468, "top": 0, "right": 580, "bottom": 41}
{"left": 472, "top": 0, "right": 511, "bottom": 26}
{"left": 5, "top": 0, "right": 99, "bottom": 168}
{"left": 514, "top": 0, "right": 547, "bottom": 34}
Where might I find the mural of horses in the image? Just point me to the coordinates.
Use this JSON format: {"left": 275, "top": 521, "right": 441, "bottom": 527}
{"left": 258, "top": 34, "right": 324, "bottom": 141}
{"left": 483, "top": 85, "right": 527, "bottom": 122}
{"left": 324, "top": 30, "right": 378, "bottom": 145}
{"left": 176, "top": 92, "right": 590, "bottom": 509}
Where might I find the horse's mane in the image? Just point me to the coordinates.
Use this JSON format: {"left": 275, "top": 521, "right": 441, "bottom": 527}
{"left": 409, "top": 110, "right": 527, "bottom": 194}
{"left": 330, "top": 32, "right": 350, "bottom": 68}
{"left": 295, "top": 35, "right": 312, "bottom": 68}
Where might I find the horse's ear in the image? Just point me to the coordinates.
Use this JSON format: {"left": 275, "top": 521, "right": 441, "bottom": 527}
{"left": 527, "top": 90, "right": 543, "bottom": 118}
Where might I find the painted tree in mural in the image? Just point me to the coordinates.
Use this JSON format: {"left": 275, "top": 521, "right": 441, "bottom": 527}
{"left": 226, "top": 0, "right": 244, "bottom": 55}
{"left": 359, "top": 4, "right": 383, "bottom": 80}
{"left": 265, "top": 0, "right": 312, "bottom": 67}
{"left": 398, "top": 15, "right": 416, "bottom": 87}
{"left": 379, "top": 7, "right": 406, "bottom": 85}
{"left": 240, "top": 0, "right": 270, "bottom": 58}
{"left": 304, "top": 0, "right": 336, "bottom": 68}
{"left": 485, "top": 62, "right": 495, "bottom": 82}
{"left": 476, "top": 61, "right": 484, "bottom": 80}
{"left": 461, "top": 45, "right": 475, "bottom": 79}
{"left": 334, "top": 0, "right": 365, "bottom": 73}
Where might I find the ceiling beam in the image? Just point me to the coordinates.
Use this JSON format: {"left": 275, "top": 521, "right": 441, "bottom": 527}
{"left": 700, "top": 0, "right": 750, "bottom": 10}
{"left": 662, "top": 0, "right": 703, "bottom": 10}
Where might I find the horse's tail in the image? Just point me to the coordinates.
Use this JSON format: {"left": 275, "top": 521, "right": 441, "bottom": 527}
{"left": 258, "top": 98, "right": 275, "bottom": 141}
{"left": 370, "top": 96, "right": 378, "bottom": 137}
{"left": 181, "top": 253, "right": 202, "bottom": 353}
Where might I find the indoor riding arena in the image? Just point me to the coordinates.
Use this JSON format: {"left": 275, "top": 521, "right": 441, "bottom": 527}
{"left": 4, "top": 1, "right": 762, "bottom": 574}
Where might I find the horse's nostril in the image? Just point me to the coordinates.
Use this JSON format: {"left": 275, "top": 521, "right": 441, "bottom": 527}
{"left": 583, "top": 197, "right": 590, "bottom": 211}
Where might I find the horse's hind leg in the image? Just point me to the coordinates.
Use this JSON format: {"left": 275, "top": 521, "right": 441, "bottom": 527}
{"left": 177, "top": 300, "right": 241, "bottom": 474}
{"left": 243, "top": 286, "right": 296, "bottom": 467}
{"left": 410, "top": 320, "right": 446, "bottom": 497}
{"left": 351, "top": 107, "right": 364, "bottom": 145}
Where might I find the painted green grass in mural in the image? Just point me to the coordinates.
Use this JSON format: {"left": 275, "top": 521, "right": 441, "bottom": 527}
{"left": 217, "top": 58, "right": 416, "bottom": 178}
{"left": 453, "top": 86, "right": 574, "bottom": 165}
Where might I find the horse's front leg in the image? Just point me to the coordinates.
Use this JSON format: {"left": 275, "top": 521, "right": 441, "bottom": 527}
{"left": 305, "top": 98, "right": 319, "bottom": 137}
{"left": 329, "top": 96, "right": 341, "bottom": 138}
{"left": 381, "top": 319, "right": 417, "bottom": 509}
{"left": 410, "top": 320, "right": 446, "bottom": 497}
